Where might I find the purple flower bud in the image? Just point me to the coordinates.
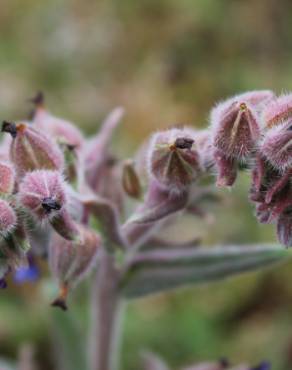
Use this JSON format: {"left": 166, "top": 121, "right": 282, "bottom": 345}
{"left": 122, "top": 159, "right": 142, "bottom": 199}
{"left": 31, "top": 92, "right": 84, "bottom": 149}
{"left": 262, "top": 93, "right": 292, "bottom": 128}
{"left": 18, "top": 170, "right": 66, "bottom": 221}
{"left": 277, "top": 210, "right": 292, "bottom": 247}
{"left": 2, "top": 121, "right": 64, "bottom": 177}
{"left": 0, "top": 199, "right": 17, "bottom": 236}
{"left": 49, "top": 227, "right": 101, "bottom": 310}
{"left": 211, "top": 99, "right": 260, "bottom": 160}
{"left": 0, "top": 161, "right": 15, "bottom": 194}
{"left": 148, "top": 128, "right": 201, "bottom": 193}
{"left": 211, "top": 97, "right": 260, "bottom": 187}
{"left": 260, "top": 119, "right": 292, "bottom": 172}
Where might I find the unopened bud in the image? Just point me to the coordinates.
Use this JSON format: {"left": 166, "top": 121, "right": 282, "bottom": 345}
{"left": 262, "top": 93, "right": 292, "bottom": 128}
{"left": 18, "top": 170, "right": 66, "bottom": 221}
{"left": 260, "top": 119, "right": 292, "bottom": 172}
{"left": 211, "top": 96, "right": 260, "bottom": 186}
{"left": 0, "top": 199, "right": 17, "bottom": 236}
{"left": 211, "top": 99, "right": 260, "bottom": 160}
{"left": 2, "top": 121, "right": 64, "bottom": 177}
{"left": 148, "top": 128, "right": 201, "bottom": 193}
{"left": 49, "top": 228, "right": 101, "bottom": 310}
{"left": 122, "top": 159, "right": 142, "bottom": 199}
{"left": 0, "top": 161, "right": 15, "bottom": 194}
{"left": 31, "top": 93, "right": 84, "bottom": 149}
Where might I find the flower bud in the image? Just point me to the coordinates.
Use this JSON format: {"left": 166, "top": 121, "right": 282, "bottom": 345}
{"left": 31, "top": 92, "right": 84, "bottom": 149}
{"left": 122, "top": 159, "right": 142, "bottom": 199}
{"left": 211, "top": 96, "right": 260, "bottom": 186}
{"left": 49, "top": 227, "right": 101, "bottom": 310}
{"left": 0, "top": 161, "right": 15, "bottom": 194}
{"left": 19, "top": 170, "right": 66, "bottom": 221}
{"left": 260, "top": 119, "right": 292, "bottom": 172}
{"left": 2, "top": 121, "right": 64, "bottom": 177}
{"left": 262, "top": 93, "right": 292, "bottom": 128}
{"left": 0, "top": 199, "right": 17, "bottom": 236}
{"left": 211, "top": 99, "right": 260, "bottom": 160}
{"left": 148, "top": 128, "right": 201, "bottom": 193}
{"left": 277, "top": 210, "right": 292, "bottom": 247}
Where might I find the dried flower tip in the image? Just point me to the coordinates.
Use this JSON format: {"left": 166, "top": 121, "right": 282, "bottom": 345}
{"left": 19, "top": 170, "right": 66, "bottom": 221}
{"left": 263, "top": 93, "right": 292, "bottom": 128}
{"left": 260, "top": 119, "right": 292, "bottom": 172}
{"left": 122, "top": 159, "right": 142, "bottom": 199}
{"left": 30, "top": 91, "right": 45, "bottom": 107}
{"left": 8, "top": 122, "right": 64, "bottom": 177}
{"left": 174, "top": 137, "right": 194, "bottom": 149}
{"left": 0, "top": 199, "right": 17, "bottom": 235}
{"left": 0, "top": 161, "right": 15, "bottom": 194}
{"left": 148, "top": 128, "right": 201, "bottom": 192}
{"left": 2, "top": 121, "right": 17, "bottom": 138}
{"left": 42, "top": 198, "right": 61, "bottom": 213}
{"left": 51, "top": 283, "right": 68, "bottom": 311}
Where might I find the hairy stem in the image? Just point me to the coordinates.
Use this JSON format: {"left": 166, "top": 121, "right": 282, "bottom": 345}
{"left": 89, "top": 250, "right": 124, "bottom": 370}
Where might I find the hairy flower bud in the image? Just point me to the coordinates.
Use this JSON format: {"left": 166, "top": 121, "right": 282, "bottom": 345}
{"left": 148, "top": 128, "right": 201, "bottom": 193}
{"left": 0, "top": 161, "right": 15, "bottom": 194}
{"left": 260, "top": 119, "right": 292, "bottom": 172}
{"left": 0, "top": 199, "right": 17, "bottom": 236}
{"left": 19, "top": 170, "right": 66, "bottom": 221}
{"left": 122, "top": 159, "right": 142, "bottom": 199}
{"left": 2, "top": 121, "right": 64, "bottom": 177}
{"left": 211, "top": 95, "right": 260, "bottom": 186}
{"left": 262, "top": 93, "right": 292, "bottom": 128}
{"left": 49, "top": 228, "right": 101, "bottom": 310}
{"left": 31, "top": 92, "right": 84, "bottom": 149}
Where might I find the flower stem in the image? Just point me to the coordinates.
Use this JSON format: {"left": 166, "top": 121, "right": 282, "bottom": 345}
{"left": 89, "top": 250, "right": 124, "bottom": 370}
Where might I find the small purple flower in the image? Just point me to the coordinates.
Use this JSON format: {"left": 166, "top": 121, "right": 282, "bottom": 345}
{"left": 14, "top": 255, "right": 39, "bottom": 284}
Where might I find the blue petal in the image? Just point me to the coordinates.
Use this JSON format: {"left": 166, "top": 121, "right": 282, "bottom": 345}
{"left": 14, "top": 265, "right": 39, "bottom": 283}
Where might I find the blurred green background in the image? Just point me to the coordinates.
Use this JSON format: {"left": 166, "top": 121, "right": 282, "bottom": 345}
{"left": 1, "top": 0, "right": 292, "bottom": 369}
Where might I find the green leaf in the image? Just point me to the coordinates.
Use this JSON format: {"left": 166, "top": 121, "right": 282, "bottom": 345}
{"left": 120, "top": 244, "right": 290, "bottom": 298}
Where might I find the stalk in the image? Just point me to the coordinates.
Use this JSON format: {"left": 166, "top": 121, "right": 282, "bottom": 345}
{"left": 89, "top": 250, "right": 124, "bottom": 370}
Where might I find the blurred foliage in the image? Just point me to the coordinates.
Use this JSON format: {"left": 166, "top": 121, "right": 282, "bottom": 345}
{"left": 1, "top": 0, "right": 292, "bottom": 369}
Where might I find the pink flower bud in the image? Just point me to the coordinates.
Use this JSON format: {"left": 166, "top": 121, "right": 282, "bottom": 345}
{"left": 260, "top": 119, "right": 292, "bottom": 172}
{"left": 211, "top": 99, "right": 260, "bottom": 160}
{"left": 211, "top": 95, "right": 260, "bottom": 186}
{"left": 277, "top": 210, "right": 292, "bottom": 247}
{"left": 2, "top": 121, "right": 64, "bottom": 177}
{"left": 49, "top": 228, "right": 101, "bottom": 310}
{"left": 147, "top": 128, "right": 201, "bottom": 193}
{"left": 31, "top": 92, "right": 84, "bottom": 149}
{"left": 262, "top": 93, "right": 292, "bottom": 128}
{"left": 18, "top": 170, "right": 66, "bottom": 221}
{"left": 0, "top": 199, "right": 17, "bottom": 236}
{"left": 0, "top": 161, "right": 15, "bottom": 194}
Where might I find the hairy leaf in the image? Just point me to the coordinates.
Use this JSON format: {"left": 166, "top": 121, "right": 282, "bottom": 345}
{"left": 120, "top": 244, "right": 290, "bottom": 298}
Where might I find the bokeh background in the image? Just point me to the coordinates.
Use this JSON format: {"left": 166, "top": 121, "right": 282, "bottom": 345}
{"left": 1, "top": 0, "right": 292, "bottom": 369}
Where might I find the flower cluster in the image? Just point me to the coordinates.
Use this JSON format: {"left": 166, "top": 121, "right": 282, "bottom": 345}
{"left": 0, "top": 90, "right": 290, "bottom": 311}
